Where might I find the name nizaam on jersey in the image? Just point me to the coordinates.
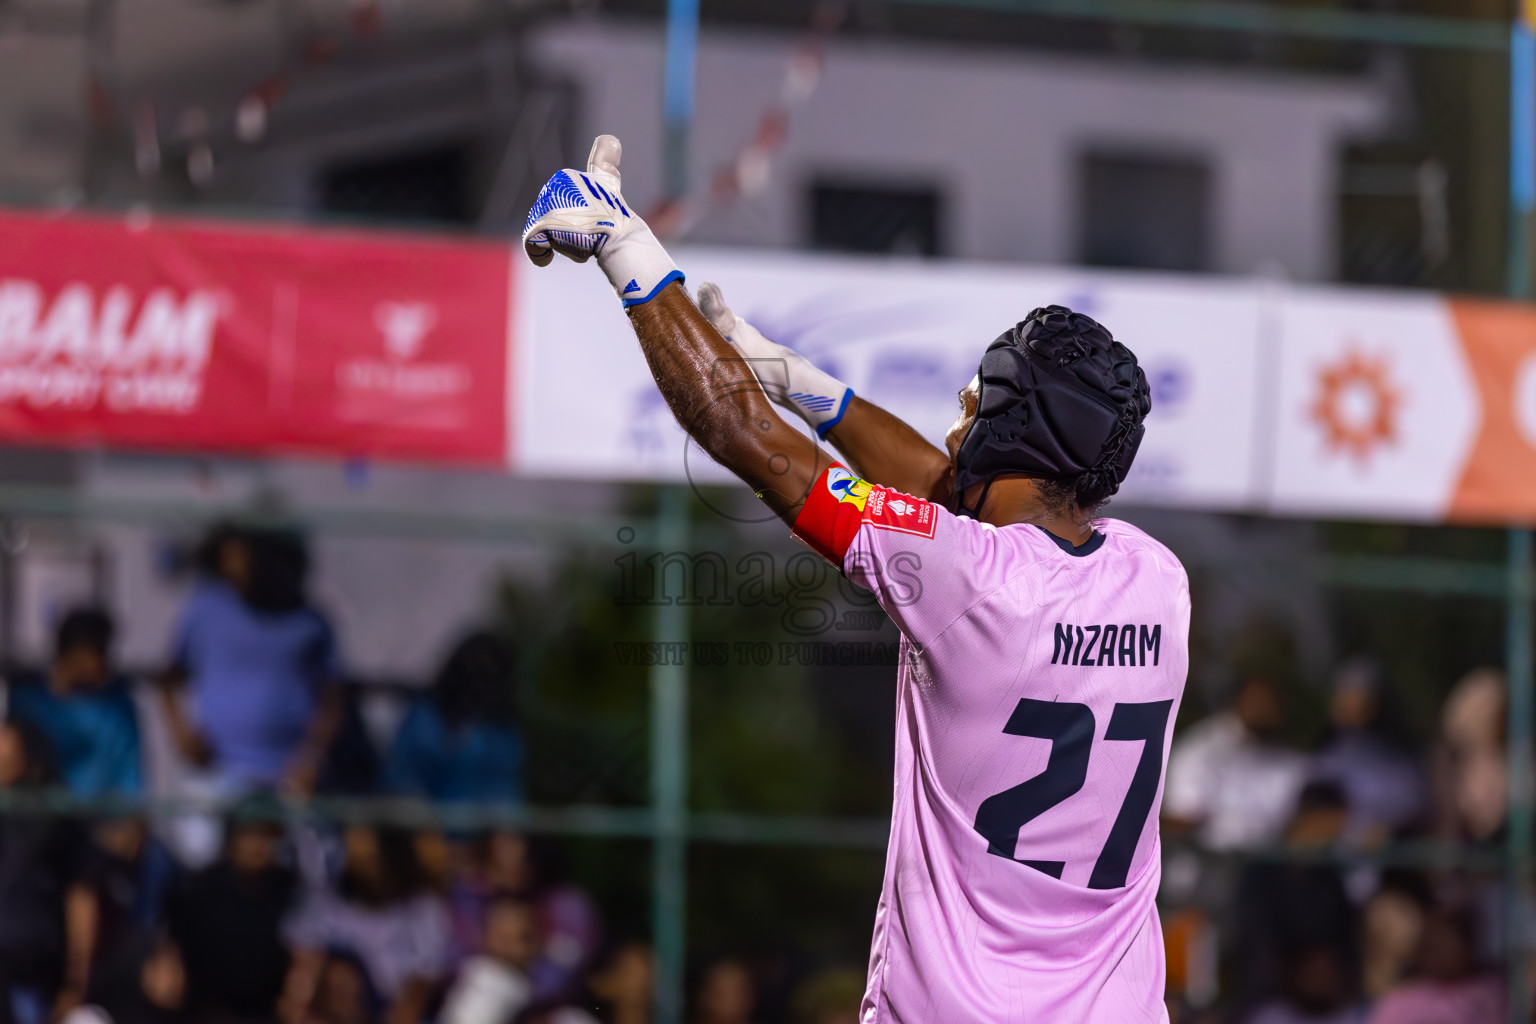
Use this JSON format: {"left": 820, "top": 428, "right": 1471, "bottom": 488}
{"left": 1051, "top": 623, "right": 1162, "bottom": 667}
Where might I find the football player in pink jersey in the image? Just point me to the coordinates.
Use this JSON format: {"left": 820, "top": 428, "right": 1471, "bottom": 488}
{"left": 525, "top": 136, "right": 1190, "bottom": 1023}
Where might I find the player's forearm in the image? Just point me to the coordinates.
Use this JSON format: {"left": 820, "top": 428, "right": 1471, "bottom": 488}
{"left": 696, "top": 283, "right": 948, "bottom": 499}
{"left": 626, "top": 284, "right": 830, "bottom": 521}
{"left": 826, "top": 396, "right": 953, "bottom": 503}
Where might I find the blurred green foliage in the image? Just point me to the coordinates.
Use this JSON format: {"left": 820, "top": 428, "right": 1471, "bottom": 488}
{"left": 495, "top": 488, "right": 895, "bottom": 956}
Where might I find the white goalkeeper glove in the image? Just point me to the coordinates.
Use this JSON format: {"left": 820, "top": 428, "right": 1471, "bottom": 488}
{"left": 522, "top": 135, "right": 682, "bottom": 307}
{"left": 697, "top": 281, "right": 853, "bottom": 439}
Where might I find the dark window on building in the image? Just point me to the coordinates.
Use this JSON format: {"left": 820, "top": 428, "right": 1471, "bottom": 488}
{"left": 1078, "top": 150, "right": 1211, "bottom": 272}
{"left": 321, "top": 144, "right": 472, "bottom": 226}
{"left": 1338, "top": 142, "right": 1453, "bottom": 289}
{"left": 809, "top": 180, "right": 942, "bottom": 256}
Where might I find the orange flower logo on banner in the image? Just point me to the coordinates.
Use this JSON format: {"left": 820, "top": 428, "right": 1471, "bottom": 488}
{"left": 1310, "top": 350, "right": 1402, "bottom": 465}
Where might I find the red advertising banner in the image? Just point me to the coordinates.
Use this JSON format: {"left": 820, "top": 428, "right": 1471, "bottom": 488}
{"left": 0, "top": 209, "right": 510, "bottom": 466}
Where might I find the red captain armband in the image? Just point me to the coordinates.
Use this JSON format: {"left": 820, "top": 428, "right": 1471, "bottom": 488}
{"left": 792, "top": 464, "right": 938, "bottom": 565}
{"left": 792, "top": 464, "right": 871, "bottom": 564}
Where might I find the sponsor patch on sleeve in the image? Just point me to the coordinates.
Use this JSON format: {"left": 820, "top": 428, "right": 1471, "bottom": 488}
{"left": 792, "top": 464, "right": 870, "bottom": 564}
{"left": 793, "top": 464, "right": 937, "bottom": 564}
{"left": 825, "top": 465, "right": 873, "bottom": 511}
{"left": 864, "top": 488, "right": 938, "bottom": 539}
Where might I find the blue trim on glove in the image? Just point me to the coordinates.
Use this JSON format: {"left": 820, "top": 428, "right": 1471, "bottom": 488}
{"left": 815, "top": 389, "right": 855, "bottom": 439}
{"left": 620, "top": 270, "right": 687, "bottom": 309}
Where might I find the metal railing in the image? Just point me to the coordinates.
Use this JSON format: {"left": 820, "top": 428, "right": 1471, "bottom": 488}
{"left": 0, "top": 482, "right": 1528, "bottom": 1021}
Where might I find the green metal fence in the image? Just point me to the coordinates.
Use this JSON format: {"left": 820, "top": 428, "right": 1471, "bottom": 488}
{"left": 0, "top": 482, "right": 1528, "bottom": 1021}
{"left": 0, "top": 1, "right": 1532, "bottom": 1020}
{"left": 654, "top": 2, "right": 1536, "bottom": 1018}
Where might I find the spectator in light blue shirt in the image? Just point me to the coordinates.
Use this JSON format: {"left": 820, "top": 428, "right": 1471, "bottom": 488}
{"left": 7, "top": 607, "right": 141, "bottom": 797}
{"left": 384, "top": 632, "right": 524, "bottom": 805}
{"left": 158, "top": 524, "right": 343, "bottom": 794}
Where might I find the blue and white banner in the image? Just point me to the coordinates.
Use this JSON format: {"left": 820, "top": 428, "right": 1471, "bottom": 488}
{"left": 515, "top": 247, "right": 1266, "bottom": 511}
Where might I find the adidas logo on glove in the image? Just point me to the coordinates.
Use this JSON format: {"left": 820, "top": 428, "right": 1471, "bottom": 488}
{"left": 522, "top": 135, "right": 684, "bottom": 308}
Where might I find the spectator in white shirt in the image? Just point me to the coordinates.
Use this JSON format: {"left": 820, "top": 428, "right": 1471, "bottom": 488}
{"left": 280, "top": 825, "right": 449, "bottom": 1024}
{"left": 1163, "top": 673, "right": 1309, "bottom": 850}
{"left": 438, "top": 896, "right": 540, "bottom": 1024}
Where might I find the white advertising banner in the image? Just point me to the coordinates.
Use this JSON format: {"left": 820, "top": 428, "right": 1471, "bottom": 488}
{"left": 1266, "top": 287, "right": 1480, "bottom": 522}
{"left": 514, "top": 248, "right": 1536, "bottom": 524}
{"left": 13, "top": 210, "right": 1536, "bottom": 524}
{"left": 515, "top": 248, "right": 1265, "bottom": 511}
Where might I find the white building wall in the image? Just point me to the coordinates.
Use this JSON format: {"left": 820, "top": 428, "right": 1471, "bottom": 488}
{"left": 532, "top": 21, "right": 1390, "bottom": 280}
{"left": 0, "top": 34, "right": 88, "bottom": 201}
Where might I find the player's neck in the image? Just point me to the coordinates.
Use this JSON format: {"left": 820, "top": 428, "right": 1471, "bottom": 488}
{"left": 964, "top": 476, "right": 1096, "bottom": 547}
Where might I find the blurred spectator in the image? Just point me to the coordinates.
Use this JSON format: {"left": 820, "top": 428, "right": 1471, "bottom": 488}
{"left": 1233, "top": 783, "right": 1359, "bottom": 1017}
{"left": 690, "top": 959, "right": 759, "bottom": 1024}
{"left": 76, "top": 819, "right": 177, "bottom": 984}
{"left": 5, "top": 608, "right": 140, "bottom": 797}
{"left": 166, "top": 795, "right": 297, "bottom": 1021}
{"left": 1432, "top": 669, "right": 1507, "bottom": 843}
{"left": 1245, "top": 946, "right": 1365, "bottom": 1024}
{"left": 384, "top": 632, "right": 523, "bottom": 805}
{"left": 788, "top": 968, "right": 862, "bottom": 1024}
{"left": 1360, "top": 872, "right": 1430, "bottom": 1002}
{"left": 281, "top": 824, "right": 449, "bottom": 1024}
{"left": 296, "top": 952, "right": 378, "bottom": 1024}
{"left": 314, "top": 688, "right": 382, "bottom": 797}
{"left": 62, "top": 935, "right": 188, "bottom": 1024}
{"left": 1163, "top": 674, "right": 1309, "bottom": 849}
{"left": 414, "top": 829, "right": 453, "bottom": 893}
{"left": 1367, "top": 904, "right": 1504, "bottom": 1024}
{"left": 158, "top": 525, "right": 343, "bottom": 794}
{"left": 0, "top": 719, "right": 92, "bottom": 1024}
{"left": 584, "top": 942, "right": 654, "bottom": 1024}
{"left": 447, "top": 832, "right": 602, "bottom": 1002}
{"left": 1309, "top": 658, "right": 1424, "bottom": 844}
{"left": 439, "top": 896, "right": 540, "bottom": 1024}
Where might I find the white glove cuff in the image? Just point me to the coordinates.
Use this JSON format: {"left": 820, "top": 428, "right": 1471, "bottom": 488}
{"left": 597, "top": 220, "right": 683, "bottom": 307}
{"left": 715, "top": 312, "right": 852, "bottom": 438}
{"left": 789, "top": 365, "right": 854, "bottom": 439}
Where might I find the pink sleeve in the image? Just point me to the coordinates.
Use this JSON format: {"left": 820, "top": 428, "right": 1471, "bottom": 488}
{"left": 792, "top": 464, "right": 997, "bottom": 644}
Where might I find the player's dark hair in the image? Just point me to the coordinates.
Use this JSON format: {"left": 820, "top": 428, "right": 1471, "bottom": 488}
{"left": 55, "top": 606, "right": 114, "bottom": 660}
{"left": 1033, "top": 477, "right": 1083, "bottom": 521}
{"left": 954, "top": 305, "right": 1151, "bottom": 520}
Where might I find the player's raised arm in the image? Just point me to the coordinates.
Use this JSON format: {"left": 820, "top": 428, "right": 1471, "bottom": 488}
{"left": 522, "top": 135, "right": 831, "bottom": 526}
{"left": 627, "top": 285, "right": 835, "bottom": 523}
{"left": 697, "top": 282, "right": 953, "bottom": 503}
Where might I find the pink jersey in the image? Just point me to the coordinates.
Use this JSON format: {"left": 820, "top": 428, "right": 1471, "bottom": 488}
{"left": 794, "top": 466, "right": 1190, "bottom": 1024}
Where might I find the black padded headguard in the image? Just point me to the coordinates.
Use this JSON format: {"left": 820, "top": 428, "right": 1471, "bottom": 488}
{"left": 954, "top": 305, "right": 1151, "bottom": 519}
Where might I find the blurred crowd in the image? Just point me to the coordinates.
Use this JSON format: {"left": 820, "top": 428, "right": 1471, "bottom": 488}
{"left": 0, "top": 520, "right": 1527, "bottom": 1024}
{"left": 0, "top": 524, "right": 863, "bottom": 1024}
{"left": 1163, "top": 659, "right": 1518, "bottom": 1024}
